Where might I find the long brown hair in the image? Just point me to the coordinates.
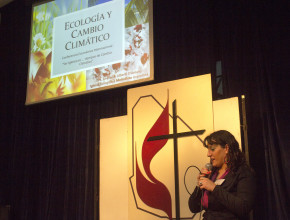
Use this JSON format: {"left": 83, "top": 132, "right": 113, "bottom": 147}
{"left": 203, "top": 130, "right": 246, "bottom": 172}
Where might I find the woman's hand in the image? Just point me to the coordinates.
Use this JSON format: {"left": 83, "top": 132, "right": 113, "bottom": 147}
{"left": 197, "top": 167, "right": 216, "bottom": 191}
{"left": 199, "top": 177, "right": 216, "bottom": 192}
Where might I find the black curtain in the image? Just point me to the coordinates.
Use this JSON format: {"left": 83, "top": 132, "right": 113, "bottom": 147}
{"left": 0, "top": 0, "right": 289, "bottom": 219}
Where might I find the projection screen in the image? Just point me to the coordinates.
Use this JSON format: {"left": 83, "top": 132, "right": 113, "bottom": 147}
{"left": 26, "top": 0, "right": 153, "bottom": 104}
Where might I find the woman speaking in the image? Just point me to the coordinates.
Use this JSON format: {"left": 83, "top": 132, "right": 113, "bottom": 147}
{"left": 188, "top": 130, "right": 256, "bottom": 220}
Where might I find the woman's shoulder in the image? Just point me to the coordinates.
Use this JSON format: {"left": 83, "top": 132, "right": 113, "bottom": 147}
{"left": 235, "top": 163, "right": 256, "bottom": 178}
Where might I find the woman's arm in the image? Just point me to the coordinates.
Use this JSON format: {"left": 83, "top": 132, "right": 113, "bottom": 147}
{"left": 211, "top": 167, "right": 256, "bottom": 216}
{"left": 188, "top": 187, "right": 203, "bottom": 213}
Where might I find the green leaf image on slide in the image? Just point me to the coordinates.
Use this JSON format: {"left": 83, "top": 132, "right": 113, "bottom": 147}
{"left": 125, "top": 0, "right": 149, "bottom": 28}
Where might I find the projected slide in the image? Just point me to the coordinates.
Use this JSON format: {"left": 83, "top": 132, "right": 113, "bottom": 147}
{"left": 26, "top": 0, "right": 153, "bottom": 104}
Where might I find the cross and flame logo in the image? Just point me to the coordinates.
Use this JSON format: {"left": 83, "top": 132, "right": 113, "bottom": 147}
{"left": 129, "top": 95, "right": 205, "bottom": 220}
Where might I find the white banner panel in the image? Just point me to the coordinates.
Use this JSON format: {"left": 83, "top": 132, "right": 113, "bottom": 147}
{"left": 127, "top": 74, "right": 214, "bottom": 220}
{"left": 213, "top": 97, "right": 242, "bottom": 148}
{"left": 100, "top": 116, "right": 128, "bottom": 220}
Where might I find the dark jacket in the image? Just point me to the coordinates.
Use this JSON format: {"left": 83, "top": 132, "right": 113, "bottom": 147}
{"left": 188, "top": 164, "right": 256, "bottom": 220}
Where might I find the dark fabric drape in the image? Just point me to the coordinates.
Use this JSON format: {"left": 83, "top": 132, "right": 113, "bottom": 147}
{"left": 0, "top": 0, "right": 289, "bottom": 219}
{"left": 253, "top": 3, "right": 290, "bottom": 218}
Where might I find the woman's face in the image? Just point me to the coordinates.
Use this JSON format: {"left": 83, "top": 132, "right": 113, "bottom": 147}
{"left": 207, "top": 144, "right": 229, "bottom": 168}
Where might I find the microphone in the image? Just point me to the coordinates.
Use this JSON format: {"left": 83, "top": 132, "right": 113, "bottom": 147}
{"left": 205, "top": 163, "right": 213, "bottom": 171}
{"left": 204, "top": 163, "right": 213, "bottom": 177}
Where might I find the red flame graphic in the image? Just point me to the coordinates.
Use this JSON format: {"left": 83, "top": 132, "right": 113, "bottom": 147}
{"left": 136, "top": 100, "right": 172, "bottom": 220}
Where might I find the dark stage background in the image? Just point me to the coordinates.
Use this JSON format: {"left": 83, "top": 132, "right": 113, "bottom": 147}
{"left": 0, "top": 0, "right": 289, "bottom": 219}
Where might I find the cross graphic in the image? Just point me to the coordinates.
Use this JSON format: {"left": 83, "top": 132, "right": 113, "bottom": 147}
{"left": 147, "top": 100, "right": 205, "bottom": 220}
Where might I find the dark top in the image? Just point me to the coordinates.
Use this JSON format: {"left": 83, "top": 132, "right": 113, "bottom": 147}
{"left": 188, "top": 164, "right": 256, "bottom": 220}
